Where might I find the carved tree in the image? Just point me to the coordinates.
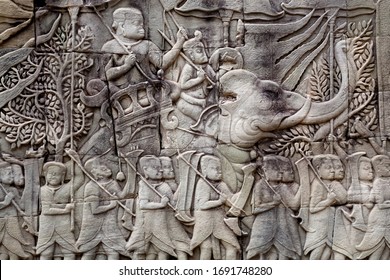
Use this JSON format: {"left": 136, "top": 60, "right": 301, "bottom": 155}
{"left": 0, "top": 22, "right": 94, "bottom": 161}
{"left": 347, "top": 20, "right": 377, "bottom": 139}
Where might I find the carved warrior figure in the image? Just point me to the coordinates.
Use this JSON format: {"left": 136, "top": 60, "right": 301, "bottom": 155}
{"left": 102, "top": 7, "right": 186, "bottom": 86}
{"left": 126, "top": 155, "right": 191, "bottom": 260}
{"left": 246, "top": 156, "right": 302, "bottom": 260}
{"left": 161, "top": 30, "right": 217, "bottom": 154}
{"left": 356, "top": 155, "right": 390, "bottom": 260}
{"left": 191, "top": 155, "right": 240, "bottom": 260}
{"left": 0, "top": 161, "right": 31, "bottom": 260}
{"left": 76, "top": 158, "right": 130, "bottom": 260}
{"left": 303, "top": 154, "right": 347, "bottom": 260}
{"left": 160, "top": 156, "right": 177, "bottom": 192}
{"left": 82, "top": 7, "right": 187, "bottom": 155}
{"left": 177, "top": 30, "right": 215, "bottom": 122}
{"left": 332, "top": 153, "right": 374, "bottom": 260}
{"left": 36, "top": 161, "right": 84, "bottom": 260}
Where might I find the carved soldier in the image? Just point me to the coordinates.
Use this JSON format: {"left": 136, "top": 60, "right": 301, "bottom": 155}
{"left": 190, "top": 155, "right": 240, "bottom": 260}
{"left": 76, "top": 157, "right": 130, "bottom": 260}
{"left": 0, "top": 161, "right": 31, "bottom": 260}
{"left": 160, "top": 156, "right": 178, "bottom": 193}
{"left": 126, "top": 155, "right": 191, "bottom": 259}
{"left": 102, "top": 7, "right": 186, "bottom": 88}
{"left": 36, "top": 161, "right": 84, "bottom": 260}
{"left": 10, "top": 162, "right": 35, "bottom": 259}
{"left": 83, "top": 7, "right": 187, "bottom": 156}
{"left": 356, "top": 155, "right": 390, "bottom": 259}
{"left": 333, "top": 153, "right": 374, "bottom": 259}
{"left": 159, "top": 156, "right": 192, "bottom": 259}
{"left": 176, "top": 30, "right": 216, "bottom": 122}
{"left": 304, "top": 154, "right": 347, "bottom": 260}
{"left": 246, "top": 155, "right": 302, "bottom": 260}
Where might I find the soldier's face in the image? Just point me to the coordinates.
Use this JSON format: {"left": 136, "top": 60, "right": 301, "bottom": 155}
{"left": 359, "top": 161, "right": 373, "bottom": 181}
{"left": 205, "top": 160, "right": 222, "bottom": 181}
{"left": 0, "top": 167, "right": 13, "bottom": 185}
{"left": 282, "top": 165, "right": 295, "bottom": 183}
{"left": 122, "top": 15, "right": 145, "bottom": 40}
{"left": 144, "top": 160, "right": 163, "bottom": 180}
{"left": 190, "top": 44, "right": 208, "bottom": 64}
{"left": 264, "top": 164, "right": 282, "bottom": 182}
{"left": 317, "top": 159, "right": 335, "bottom": 180}
{"left": 93, "top": 164, "right": 112, "bottom": 179}
{"left": 160, "top": 159, "right": 175, "bottom": 179}
{"left": 45, "top": 166, "right": 65, "bottom": 186}
{"left": 332, "top": 159, "right": 344, "bottom": 180}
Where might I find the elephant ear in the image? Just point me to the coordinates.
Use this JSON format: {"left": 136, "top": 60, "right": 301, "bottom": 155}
{"left": 220, "top": 69, "right": 258, "bottom": 98}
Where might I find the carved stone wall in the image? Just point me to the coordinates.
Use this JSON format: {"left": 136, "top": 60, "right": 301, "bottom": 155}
{"left": 0, "top": 0, "right": 387, "bottom": 260}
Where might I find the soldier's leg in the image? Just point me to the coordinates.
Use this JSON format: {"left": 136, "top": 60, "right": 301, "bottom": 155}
{"left": 61, "top": 247, "right": 76, "bottom": 260}
{"left": 320, "top": 245, "right": 332, "bottom": 260}
{"left": 199, "top": 237, "right": 212, "bottom": 260}
{"left": 177, "top": 250, "right": 188, "bottom": 260}
{"left": 309, "top": 244, "right": 326, "bottom": 260}
{"left": 221, "top": 240, "right": 238, "bottom": 260}
{"left": 39, "top": 245, "right": 55, "bottom": 260}
{"left": 103, "top": 245, "right": 120, "bottom": 260}
{"left": 369, "top": 242, "right": 385, "bottom": 260}
{"left": 81, "top": 246, "right": 98, "bottom": 260}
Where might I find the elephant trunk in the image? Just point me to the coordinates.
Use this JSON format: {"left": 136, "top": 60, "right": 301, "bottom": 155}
{"left": 304, "top": 40, "right": 350, "bottom": 124}
{"left": 279, "top": 94, "right": 312, "bottom": 129}
{"left": 284, "top": 39, "right": 351, "bottom": 125}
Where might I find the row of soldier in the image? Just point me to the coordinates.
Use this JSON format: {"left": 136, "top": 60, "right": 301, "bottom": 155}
{"left": 0, "top": 143, "right": 390, "bottom": 260}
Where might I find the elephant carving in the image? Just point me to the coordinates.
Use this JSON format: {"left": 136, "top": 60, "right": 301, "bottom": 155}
{"left": 210, "top": 39, "right": 354, "bottom": 212}
{"left": 218, "top": 39, "right": 351, "bottom": 149}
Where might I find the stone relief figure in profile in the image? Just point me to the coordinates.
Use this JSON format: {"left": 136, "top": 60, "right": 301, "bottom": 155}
{"left": 303, "top": 154, "right": 347, "bottom": 260}
{"left": 76, "top": 157, "right": 131, "bottom": 260}
{"left": 0, "top": 161, "right": 32, "bottom": 260}
{"left": 246, "top": 155, "right": 302, "bottom": 260}
{"left": 332, "top": 153, "right": 374, "bottom": 260}
{"left": 36, "top": 161, "right": 84, "bottom": 260}
{"left": 126, "top": 155, "right": 191, "bottom": 260}
{"left": 190, "top": 155, "right": 240, "bottom": 260}
{"left": 160, "top": 29, "right": 218, "bottom": 154}
{"left": 160, "top": 156, "right": 178, "bottom": 193}
{"left": 356, "top": 155, "right": 390, "bottom": 260}
{"left": 177, "top": 30, "right": 216, "bottom": 122}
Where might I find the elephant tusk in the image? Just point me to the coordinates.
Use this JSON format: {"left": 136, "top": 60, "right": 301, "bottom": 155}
{"left": 279, "top": 95, "right": 312, "bottom": 129}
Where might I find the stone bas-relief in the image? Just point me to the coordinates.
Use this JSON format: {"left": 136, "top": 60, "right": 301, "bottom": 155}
{"left": 0, "top": 0, "right": 387, "bottom": 259}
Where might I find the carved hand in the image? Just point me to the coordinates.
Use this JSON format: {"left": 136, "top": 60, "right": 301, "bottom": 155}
{"left": 125, "top": 52, "right": 137, "bottom": 67}
{"left": 65, "top": 203, "right": 74, "bottom": 211}
{"left": 327, "top": 191, "right": 338, "bottom": 204}
{"left": 161, "top": 196, "right": 169, "bottom": 206}
{"left": 219, "top": 194, "right": 227, "bottom": 204}
{"left": 273, "top": 193, "right": 282, "bottom": 205}
{"left": 197, "top": 70, "right": 206, "bottom": 81}
{"left": 176, "top": 27, "right": 187, "bottom": 44}
{"left": 5, "top": 192, "right": 15, "bottom": 204}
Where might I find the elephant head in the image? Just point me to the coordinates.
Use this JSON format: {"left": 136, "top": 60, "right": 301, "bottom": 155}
{"left": 219, "top": 39, "right": 349, "bottom": 149}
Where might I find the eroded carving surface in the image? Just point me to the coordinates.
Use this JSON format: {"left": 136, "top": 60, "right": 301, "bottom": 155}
{"left": 0, "top": 0, "right": 387, "bottom": 259}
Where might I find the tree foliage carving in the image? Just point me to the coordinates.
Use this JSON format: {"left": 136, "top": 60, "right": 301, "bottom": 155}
{"left": 0, "top": 23, "right": 94, "bottom": 159}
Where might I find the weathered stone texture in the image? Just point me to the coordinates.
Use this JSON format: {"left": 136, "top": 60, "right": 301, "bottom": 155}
{"left": 0, "top": 0, "right": 387, "bottom": 260}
